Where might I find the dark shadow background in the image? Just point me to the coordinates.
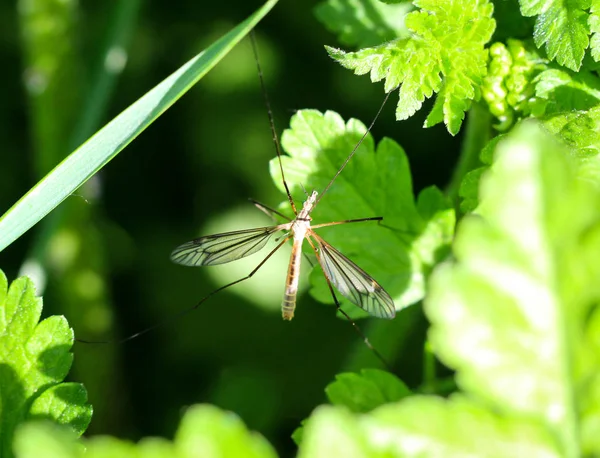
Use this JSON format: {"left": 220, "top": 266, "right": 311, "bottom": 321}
{"left": 0, "top": 0, "right": 460, "bottom": 455}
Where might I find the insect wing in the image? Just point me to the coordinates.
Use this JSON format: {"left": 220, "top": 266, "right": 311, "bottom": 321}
{"left": 313, "top": 234, "right": 395, "bottom": 319}
{"left": 171, "top": 225, "right": 286, "bottom": 266}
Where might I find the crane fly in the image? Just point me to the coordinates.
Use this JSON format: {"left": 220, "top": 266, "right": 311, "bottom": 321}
{"left": 170, "top": 33, "right": 395, "bottom": 324}
{"left": 170, "top": 189, "right": 395, "bottom": 321}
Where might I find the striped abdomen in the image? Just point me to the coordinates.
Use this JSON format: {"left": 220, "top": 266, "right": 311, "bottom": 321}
{"left": 282, "top": 239, "right": 303, "bottom": 320}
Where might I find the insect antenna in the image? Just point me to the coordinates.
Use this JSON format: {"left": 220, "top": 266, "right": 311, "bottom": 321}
{"left": 250, "top": 30, "right": 297, "bottom": 215}
{"left": 314, "top": 91, "right": 391, "bottom": 208}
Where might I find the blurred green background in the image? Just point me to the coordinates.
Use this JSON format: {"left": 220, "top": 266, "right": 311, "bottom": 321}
{"left": 0, "top": 0, "right": 460, "bottom": 455}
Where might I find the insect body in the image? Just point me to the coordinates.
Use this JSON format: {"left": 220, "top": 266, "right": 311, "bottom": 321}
{"left": 281, "top": 190, "right": 316, "bottom": 320}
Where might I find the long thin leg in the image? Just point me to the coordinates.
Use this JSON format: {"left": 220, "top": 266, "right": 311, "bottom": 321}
{"left": 305, "top": 237, "right": 392, "bottom": 370}
{"left": 250, "top": 30, "right": 297, "bottom": 215}
{"left": 249, "top": 198, "right": 292, "bottom": 222}
{"left": 76, "top": 236, "right": 291, "bottom": 345}
{"left": 311, "top": 216, "right": 382, "bottom": 230}
{"left": 377, "top": 222, "right": 419, "bottom": 238}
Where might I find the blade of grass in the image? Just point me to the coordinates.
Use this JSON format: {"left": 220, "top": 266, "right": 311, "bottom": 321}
{"left": 0, "top": 0, "right": 278, "bottom": 253}
{"left": 21, "top": 0, "right": 142, "bottom": 274}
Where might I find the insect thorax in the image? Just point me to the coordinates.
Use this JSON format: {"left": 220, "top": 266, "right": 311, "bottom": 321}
{"left": 297, "top": 190, "right": 318, "bottom": 220}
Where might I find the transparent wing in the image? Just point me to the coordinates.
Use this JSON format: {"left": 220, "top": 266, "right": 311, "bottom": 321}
{"left": 312, "top": 233, "right": 395, "bottom": 319}
{"left": 171, "top": 225, "right": 287, "bottom": 266}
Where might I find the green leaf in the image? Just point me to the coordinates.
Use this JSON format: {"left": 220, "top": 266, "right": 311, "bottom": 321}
{"left": 269, "top": 110, "right": 454, "bottom": 316}
{"left": 326, "top": 0, "right": 495, "bottom": 135}
{"left": 297, "top": 406, "right": 373, "bottom": 458}
{"left": 0, "top": 0, "right": 278, "bottom": 253}
{"left": 521, "top": 0, "right": 590, "bottom": 71}
{"left": 174, "top": 405, "right": 277, "bottom": 458}
{"left": 540, "top": 107, "right": 600, "bottom": 184}
{"left": 427, "top": 121, "right": 600, "bottom": 454}
{"left": 294, "top": 369, "right": 411, "bottom": 446}
{"left": 591, "top": 0, "right": 600, "bottom": 61}
{"left": 14, "top": 422, "right": 82, "bottom": 458}
{"left": 298, "top": 397, "right": 558, "bottom": 457}
{"left": 314, "top": 0, "right": 412, "bottom": 48}
{"left": 0, "top": 270, "right": 92, "bottom": 458}
{"left": 28, "top": 384, "right": 91, "bottom": 435}
{"left": 460, "top": 103, "right": 600, "bottom": 213}
{"left": 325, "top": 369, "right": 411, "bottom": 412}
{"left": 534, "top": 68, "right": 600, "bottom": 113}
{"left": 14, "top": 405, "right": 277, "bottom": 458}
{"left": 541, "top": 106, "right": 600, "bottom": 153}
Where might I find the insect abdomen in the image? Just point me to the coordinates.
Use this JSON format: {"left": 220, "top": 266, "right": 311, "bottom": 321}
{"left": 282, "top": 291, "right": 296, "bottom": 320}
{"left": 282, "top": 239, "right": 303, "bottom": 320}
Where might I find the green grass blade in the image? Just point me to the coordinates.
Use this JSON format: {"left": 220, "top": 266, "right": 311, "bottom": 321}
{"left": 0, "top": 0, "right": 278, "bottom": 253}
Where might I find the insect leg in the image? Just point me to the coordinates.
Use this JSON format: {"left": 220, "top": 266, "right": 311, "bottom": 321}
{"left": 311, "top": 216, "right": 383, "bottom": 230}
{"left": 250, "top": 30, "right": 297, "bottom": 215}
{"left": 304, "top": 237, "right": 392, "bottom": 370}
{"left": 76, "top": 236, "right": 290, "bottom": 345}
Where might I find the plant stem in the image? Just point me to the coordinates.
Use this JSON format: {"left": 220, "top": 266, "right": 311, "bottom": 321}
{"left": 446, "top": 102, "right": 492, "bottom": 214}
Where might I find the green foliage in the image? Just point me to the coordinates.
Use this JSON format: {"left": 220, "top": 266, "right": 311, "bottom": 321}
{"left": 270, "top": 110, "right": 455, "bottom": 316}
{"left": 482, "top": 40, "right": 544, "bottom": 130}
{"left": 314, "top": 0, "right": 412, "bottom": 48}
{"left": 520, "top": 0, "right": 590, "bottom": 71}
{"left": 542, "top": 106, "right": 600, "bottom": 157}
{"left": 292, "top": 369, "right": 410, "bottom": 445}
{"left": 534, "top": 67, "right": 600, "bottom": 114}
{"left": 298, "top": 397, "right": 557, "bottom": 457}
{"left": 592, "top": 1, "right": 600, "bottom": 61}
{"left": 0, "top": 270, "right": 92, "bottom": 458}
{"left": 325, "top": 369, "right": 410, "bottom": 412}
{"left": 326, "top": 0, "right": 495, "bottom": 135}
{"left": 460, "top": 105, "right": 600, "bottom": 212}
{"left": 13, "top": 405, "right": 277, "bottom": 458}
{"left": 540, "top": 107, "right": 600, "bottom": 184}
{"left": 458, "top": 135, "right": 503, "bottom": 212}
{"left": 428, "top": 122, "right": 600, "bottom": 455}
{"left": 4, "top": 0, "right": 600, "bottom": 456}
{"left": 482, "top": 39, "right": 600, "bottom": 131}
{"left": 295, "top": 121, "right": 600, "bottom": 457}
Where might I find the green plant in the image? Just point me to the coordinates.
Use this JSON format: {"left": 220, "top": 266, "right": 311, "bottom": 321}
{"left": 2, "top": 0, "right": 600, "bottom": 456}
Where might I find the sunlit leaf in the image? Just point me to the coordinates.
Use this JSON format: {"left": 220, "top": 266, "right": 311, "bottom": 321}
{"left": 14, "top": 405, "right": 277, "bottom": 458}
{"left": 327, "top": 0, "right": 495, "bottom": 134}
{"left": 325, "top": 369, "right": 410, "bottom": 412}
{"left": 521, "top": 0, "right": 590, "bottom": 71}
{"left": 314, "top": 0, "right": 412, "bottom": 48}
{"left": 428, "top": 121, "right": 600, "bottom": 451}
{"left": 0, "top": 270, "right": 92, "bottom": 458}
